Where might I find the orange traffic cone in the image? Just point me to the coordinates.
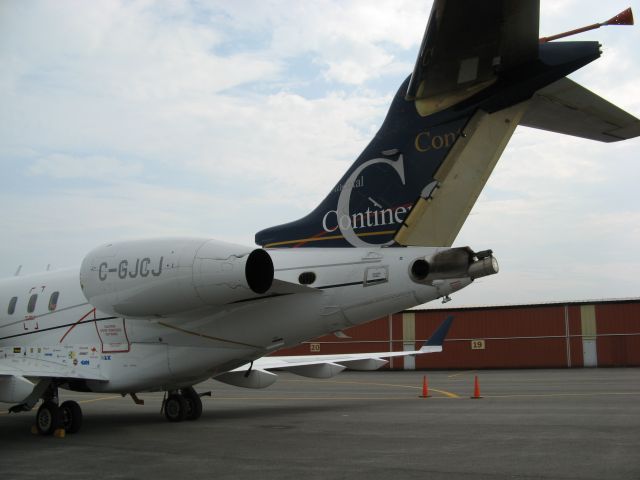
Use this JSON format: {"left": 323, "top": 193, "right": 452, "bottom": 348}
{"left": 419, "top": 375, "right": 431, "bottom": 398}
{"left": 471, "top": 375, "right": 482, "bottom": 399}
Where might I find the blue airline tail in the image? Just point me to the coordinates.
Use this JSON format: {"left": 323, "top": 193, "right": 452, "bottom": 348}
{"left": 255, "top": 1, "right": 639, "bottom": 249}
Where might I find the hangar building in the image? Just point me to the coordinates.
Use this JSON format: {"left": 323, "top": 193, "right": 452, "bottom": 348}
{"left": 275, "top": 299, "right": 640, "bottom": 369}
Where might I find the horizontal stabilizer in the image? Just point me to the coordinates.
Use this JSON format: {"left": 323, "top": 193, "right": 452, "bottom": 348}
{"left": 521, "top": 77, "right": 640, "bottom": 142}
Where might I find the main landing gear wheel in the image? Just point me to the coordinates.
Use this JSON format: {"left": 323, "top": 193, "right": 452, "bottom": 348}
{"left": 36, "top": 401, "right": 62, "bottom": 436}
{"left": 60, "top": 400, "right": 83, "bottom": 434}
{"left": 164, "top": 394, "right": 188, "bottom": 422}
{"left": 181, "top": 387, "right": 203, "bottom": 421}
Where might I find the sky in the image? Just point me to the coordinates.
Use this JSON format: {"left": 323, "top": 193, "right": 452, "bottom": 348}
{"left": 1, "top": 0, "right": 639, "bottom": 307}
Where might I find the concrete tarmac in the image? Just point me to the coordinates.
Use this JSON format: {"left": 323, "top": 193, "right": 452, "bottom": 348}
{"left": 1, "top": 369, "right": 640, "bottom": 479}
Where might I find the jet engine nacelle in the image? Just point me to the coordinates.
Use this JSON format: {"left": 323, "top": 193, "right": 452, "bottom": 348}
{"left": 410, "top": 247, "right": 499, "bottom": 284}
{"left": 80, "top": 237, "right": 274, "bottom": 317}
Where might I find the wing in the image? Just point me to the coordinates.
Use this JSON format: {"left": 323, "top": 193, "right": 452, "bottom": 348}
{"left": 406, "top": 0, "right": 539, "bottom": 114}
{"left": 214, "top": 317, "right": 454, "bottom": 388}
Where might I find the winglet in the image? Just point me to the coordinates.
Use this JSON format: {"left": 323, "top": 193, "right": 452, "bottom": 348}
{"left": 424, "top": 315, "right": 454, "bottom": 347}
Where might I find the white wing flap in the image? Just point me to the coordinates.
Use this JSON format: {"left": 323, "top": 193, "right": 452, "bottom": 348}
{"left": 224, "top": 316, "right": 452, "bottom": 387}
{"left": 217, "top": 346, "right": 444, "bottom": 387}
{"left": 231, "top": 315, "right": 451, "bottom": 380}
{"left": 231, "top": 345, "right": 443, "bottom": 375}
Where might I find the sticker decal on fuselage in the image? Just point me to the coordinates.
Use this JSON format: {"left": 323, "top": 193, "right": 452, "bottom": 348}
{"left": 95, "top": 317, "right": 130, "bottom": 353}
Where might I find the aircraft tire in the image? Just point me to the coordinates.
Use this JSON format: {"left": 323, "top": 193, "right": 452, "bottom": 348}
{"left": 60, "top": 400, "right": 83, "bottom": 434}
{"left": 181, "top": 388, "right": 203, "bottom": 421}
{"left": 164, "top": 393, "right": 188, "bottom": 422}
{"left": 36, "top": 401, "right": 62, "bottom": 435}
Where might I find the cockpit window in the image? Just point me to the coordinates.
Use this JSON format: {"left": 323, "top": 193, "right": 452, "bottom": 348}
{"left": 48, "top": 291, "right": 59, "bottom": 311}
{"left": 7, "top": 296, "right": 17, "bottom": 315}
{"left": 27, "top": 294, "right": 38, "bottom": 313}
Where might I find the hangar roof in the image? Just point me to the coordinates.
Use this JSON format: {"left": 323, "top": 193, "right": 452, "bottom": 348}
{"left": 411, "top": 297, "right": 640, "bottom": 313}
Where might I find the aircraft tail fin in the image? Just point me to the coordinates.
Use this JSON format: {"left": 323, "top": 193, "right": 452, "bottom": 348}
{"left": 255, "top": 2, "right": 637, "bottom": 250}
{"left": 520, "top": 77, "right": 640, "bottom": 142}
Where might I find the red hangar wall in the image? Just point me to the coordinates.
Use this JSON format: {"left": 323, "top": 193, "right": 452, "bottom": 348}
{"left": 274, "top": 299, "right": 640, "bottom": 369}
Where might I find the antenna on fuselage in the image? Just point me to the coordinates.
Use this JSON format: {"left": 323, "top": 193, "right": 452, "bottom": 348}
{"left": 14, "top": 265, "right": 22, "bottom": 276}
{"left": 539, "top": 7, "right": 634, "bottom": 43}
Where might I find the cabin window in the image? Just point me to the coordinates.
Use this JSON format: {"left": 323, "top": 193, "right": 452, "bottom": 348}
{"left": 7, "top": 296, "right": 17, "bottom": 315}
{"left": 27, "top": 294, "right": 38, "bottom": 313}
{"left": 48, "top": 291, "right": 59, "bottom": 311}
{"left": 298, "top": 271, "right": 316, "bottom": 285}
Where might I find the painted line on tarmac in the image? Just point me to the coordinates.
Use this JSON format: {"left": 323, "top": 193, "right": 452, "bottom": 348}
{"left": 212, "top": 396, "right": 456, "bottom": 401}
{"left": 212, "top": 391, "right": 640, "bottom": 401}
{"left": 431, "top": 389, "right": 459, "bottom": 398}
{"left": 281, "top": 378, "right": 460, "bottom": 398}
{"left": 76, "top": 395, "right": 120, "bottom": 405}
{"left": 0, "top": 395, "right": 119, "bottom": 416}
{"left": 483, "top": 392, "right": 640, "bottom": 399}
{"left": 9, "top": 391, "right": 634, "bottom": 411}
{"left": 447, "top": 370, "right": 476, "bottom": 378}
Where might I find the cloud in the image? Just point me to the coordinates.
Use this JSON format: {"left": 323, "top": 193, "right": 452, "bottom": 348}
{"left": 28, "top": 154, "right": 144, "bottom": 180}
{"left": 0, "top": 0, "right": 639, "bottom": 308}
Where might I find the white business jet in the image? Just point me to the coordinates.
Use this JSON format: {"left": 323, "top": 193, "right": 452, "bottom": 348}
{"left": 1, "top": 1, "right": 638, "bottom": 435}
